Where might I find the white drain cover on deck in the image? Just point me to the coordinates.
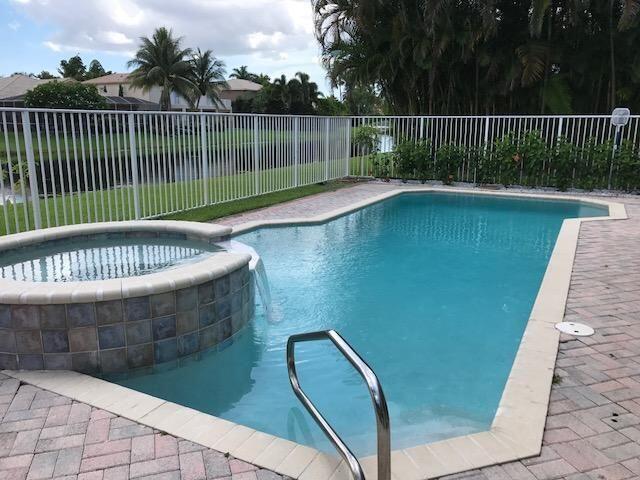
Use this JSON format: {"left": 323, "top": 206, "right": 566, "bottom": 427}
{"left": 555, "top": 322, "right": 595, "bottom": 336}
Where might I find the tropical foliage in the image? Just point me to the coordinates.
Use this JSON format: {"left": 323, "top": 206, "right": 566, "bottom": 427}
{"left": 230, "top": 66, "right": 270, "bottom": 86}
{"left": 58, "top": 55, "right": 111, "bottom": 81}
{"left": 23, "top": 82, "right": 107, "bottom": 110}
{"left": 127, "top": 28, "right": 227, "bottom": 111}
{"left": 188, "top": 48, "right": 227, "bottom": 109}
{"left": 127, "top": 27, "right": 196, "bottom": 110}
{"left": 386, "top": 131, "right": 640, "bottom": 191}
{"left": 232, "top": 72, "right": 323, "bottom": 114}
{"left": 313, "top": 0, "right": 640, "bottom": 114}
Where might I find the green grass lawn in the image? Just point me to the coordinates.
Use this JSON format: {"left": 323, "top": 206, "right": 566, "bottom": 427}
{"left": 161, "top": 181, "right": 350, "bottom": 222}
{"left": 0, "top": 159, "right": 351, "bottom": 235}
{"left": 0, "top": 126, "right": 327, "bottom": 159}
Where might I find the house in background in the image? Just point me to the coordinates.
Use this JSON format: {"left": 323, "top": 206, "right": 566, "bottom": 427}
{"left": 218, "top": 78, "right": 263, "bottom": 103}
{"left": 0, "top": 73, "right": 264, "bottom": 111}
{"left": 0, "top": 74, "right": 52, "bottom": 107}
{"left": 83, "top": 73, "right": 263, "bottom": 112}
{"left": 0, "top": 74, "right": 158, "bottom": 111}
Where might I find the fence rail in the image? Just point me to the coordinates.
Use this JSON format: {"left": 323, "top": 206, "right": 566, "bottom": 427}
{"left": 0, "top": 108, "right": 350, "bottom": 235}
{"left": 0, "top": 108, "right": 637, "bottom": 235}
{"left": 349, "top": 115, "right": 640, "bottom": 188}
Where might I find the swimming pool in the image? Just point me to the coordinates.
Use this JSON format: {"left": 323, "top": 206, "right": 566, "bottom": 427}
{"left": 118, "top": 192, "right": 605, "bottom": 456}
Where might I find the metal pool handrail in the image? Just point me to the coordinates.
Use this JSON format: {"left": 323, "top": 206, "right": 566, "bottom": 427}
{"left": 286, "top": 330, "right": 391, "bottom": 480}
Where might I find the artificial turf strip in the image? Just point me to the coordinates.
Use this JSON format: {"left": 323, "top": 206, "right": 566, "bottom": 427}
{"left": 159, "top": 180, "right": 350, "bottom": 223}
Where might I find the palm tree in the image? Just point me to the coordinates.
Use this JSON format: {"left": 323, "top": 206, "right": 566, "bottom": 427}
{"left": 272, "top": 75, "right": 290, "bottom": 112}
{"left": 312, "top": 0, "right": 640, "bottom": 114}
{"left": 127, "top": 27, "right": 194, "bottom": 111}
{"left": 290, "top": 72, "right": 322, "bottom": 114}
{"left": 188, "top": 48, "right": 227, "bottom": 110}
{"left": 230, "top": 66, "right": 252, "bottom": 80}
{"left": 253, "top": 73, "right": 271, "bottom": 86}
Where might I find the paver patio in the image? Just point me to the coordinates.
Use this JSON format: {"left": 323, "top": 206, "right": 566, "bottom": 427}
{"left": 1, "top": 182, "right": 640, "bottom": 480}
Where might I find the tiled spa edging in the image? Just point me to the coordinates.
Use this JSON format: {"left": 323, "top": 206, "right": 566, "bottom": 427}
{"left": 0, "top": 220, "right": 255, "bottom": 373}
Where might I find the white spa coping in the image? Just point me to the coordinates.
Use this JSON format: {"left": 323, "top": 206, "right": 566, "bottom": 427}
{"left": 0, "top": 220, "right": 250, "bottom": 304}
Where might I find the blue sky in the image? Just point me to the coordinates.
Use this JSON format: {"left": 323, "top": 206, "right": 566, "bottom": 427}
{"left": 0, "top": 0, "right": 331, "bottom": 92}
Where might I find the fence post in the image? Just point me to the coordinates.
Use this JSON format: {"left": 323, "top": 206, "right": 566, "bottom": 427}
{"left": 253, "top": 116, "right": 260, "bottom": 195}
{"left": 608, "top": 125, "right": 622, "bottom": 190}
{"left": 20, "top": 111, "right": 42, "bottom": 230}
{"left": 127, "top": 113, "right": 141, "bottom": 219}
{"left": 483, "top": 116, "right": 490, "bottom": 149}
{"left": 200, "top": 114, "right": 210, "bottom": 204}
{"left": 325, "top": 117, "right": 330, "bottom": 181}
{"left": 555, "top": 118, "right": 566, "bottom": 187}
{"left": 345, "top": 118, "right": 351, "bottom": 177}
{"left": 294, "top": 117, "right": 300, "bottom": 187}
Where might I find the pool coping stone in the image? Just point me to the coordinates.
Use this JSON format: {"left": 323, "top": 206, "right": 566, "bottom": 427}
{"left": 2, "top": 186, "right": 628, "bottom": 480}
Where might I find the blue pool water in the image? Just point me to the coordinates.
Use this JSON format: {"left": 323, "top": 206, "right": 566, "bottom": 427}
{"left": 0, "top": 238, "right": 221, "bottom": 282}
{"left": 118, "top": 193, "right": 605, "bottom": 455}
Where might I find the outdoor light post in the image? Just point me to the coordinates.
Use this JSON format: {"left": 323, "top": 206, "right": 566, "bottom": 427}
{"left": 609, "top": 107, "right": 631, "bottom": 190}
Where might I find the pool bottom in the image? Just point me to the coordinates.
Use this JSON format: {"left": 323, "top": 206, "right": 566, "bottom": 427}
{"left": 116, "top": 191, "right": 608, "bottom": 457}
{"left": 3, "top": 187, "right": 624, "bottom": 480}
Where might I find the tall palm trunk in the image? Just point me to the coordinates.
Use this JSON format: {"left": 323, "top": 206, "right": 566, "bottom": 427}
{"left": 609, "top": 0, "right": 616, "bottom": 110}
{"left": 161, "top": 83, "right": 172, "bottom": 111}
{"left": 540, "top": 9, "right": 553, "bottom": 114}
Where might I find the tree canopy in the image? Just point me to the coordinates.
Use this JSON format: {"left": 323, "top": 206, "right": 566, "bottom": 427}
{"left": 24, "top": 82, "right": 107, "bottom": 110}
{"left": 313, "top": 0, "right": 640, "bottom": 115}
{"left": 127, "top": 28, "right": 229, "bottom": 111}
{"left": 58, "top": 55, "right": 111, "bottom": 81}
{"left": 188, "top": 48, "right": 227, "bottom": 109}
{"left": 230, "top": 66, "right": 270, "bottom": 86}
{"left": 232, "top": 72, "right": 323, "bottom": 114}
{"left": 127, "top": 27, "right": 196, "bottom": 110}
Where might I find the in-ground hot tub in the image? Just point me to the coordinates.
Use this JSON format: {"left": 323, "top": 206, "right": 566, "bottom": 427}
{"left": 0, "top": 221, "right": 255, "bottom": 374}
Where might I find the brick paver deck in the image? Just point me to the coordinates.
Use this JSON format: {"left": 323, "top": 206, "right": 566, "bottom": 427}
{"left": 1, "top": 182, "right": 640, "bottom": 480}
{"left": 0, "top": 373, "right": 289, "bottom": 479}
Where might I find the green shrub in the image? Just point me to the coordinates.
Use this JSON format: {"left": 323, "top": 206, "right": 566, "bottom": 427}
{"left": 613, "top": 141, "right": 640, "bottom": 192}
{"left": 413, "top": 140, "right": 433, "bottom": 183}
{"left": 519, "top": 132, "right": 548, "bottom": 186}
{"left": 467, "top": 146, "right": 489, "bottom": 184}
{"left": 492, "top": 133, "right": 520, "bottom": 186}
{"left": 371, "top": 153, "right": 393, "bottom": 179}
{"left": 578, "top": 139, "right": 612, "bottom": 190}
{"left": 551, "top": 136, "right": 575, "bottom": 191}
{"left": 435, "top": 144, "right": 465, "bottom": 184}
{"left": 393, "top": 139, "right": 417, "bottom": 180}
{"left": 493, "top": 131, "right": 548, "bottom": 187}
{"left": 352, "top": 125, "right": 379, "bottom": 154}
{"left": 24, "top": 81, "right": 107, "bottom": 110}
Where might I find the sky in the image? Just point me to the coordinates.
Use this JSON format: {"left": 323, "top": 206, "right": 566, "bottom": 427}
{"left": 0, "top": 0, "right": 332, "bottom": 92}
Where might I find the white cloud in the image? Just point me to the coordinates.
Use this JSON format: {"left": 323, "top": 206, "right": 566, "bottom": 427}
{"left": 43, "top": 41, "right": 62, "bottom": 52}
{"left": 8, "top": 21, "right": 21, "bottom": 31}
{"left": 8, "top": 0, "right": 332, "bottom": 90}
{"left": 9, "top": 0, "right": 317, "bottom": 59}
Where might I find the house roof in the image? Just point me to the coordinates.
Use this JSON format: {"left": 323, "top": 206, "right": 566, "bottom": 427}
{"left": 224, "top": 78, "right": 263, "bottom": 91}
{"left": 83, "top": 73, "right": 132, "bottom": 85}
{"left": 104, "top": 96, "right": 158, "bottom": 107}
{"left": 83, "top": 74, "right": 263, "bottom": 92}
{"left": 0, "top": 74, "right": 52, "bottom": 99}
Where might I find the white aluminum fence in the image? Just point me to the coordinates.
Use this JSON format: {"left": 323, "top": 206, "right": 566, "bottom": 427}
{"left": 2, "top": 109, "right": 638, "bottom": 236}
{"left": 0, "top": 108, "right": 350, "bottom": 235}
{"left": 349, "top": 115, "right": 640, "bottom": 186}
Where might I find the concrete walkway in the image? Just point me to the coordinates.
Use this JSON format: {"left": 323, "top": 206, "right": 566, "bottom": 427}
{"left": 2, "top": 182, "right": 640, "bottom": 480}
